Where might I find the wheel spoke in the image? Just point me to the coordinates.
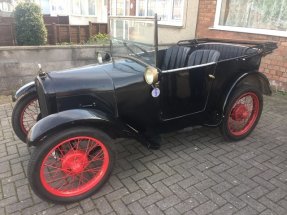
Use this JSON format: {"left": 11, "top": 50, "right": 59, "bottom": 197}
{"left": 44, "top": 162, "right": 62, "bottom": 169}
{"left": 55, "top": 180, "right": 69, "bottom": 191}
{"left": 46, "top": 174, "right": 71, "bottom": 184}
{"left": 20, "top": 98, "right": 40, "bottom": 134}
{"left": 44, "top": 168, "right": 62, "bottom": 175}
{"left": 77, "top": 172, "right": 84, "bottom": 188}
{"left": 83, "top": 166, "right": 102, "bottom": 174}
{"left": 88, "top": 150, "right": 104, "bottom": 164}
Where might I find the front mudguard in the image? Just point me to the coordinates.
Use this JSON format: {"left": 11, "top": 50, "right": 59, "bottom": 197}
{"left": 13, "top": 81, "right": 36, "bottom": 102}
{"left": 27, "top": 109, "right": 137, "bottom": 146}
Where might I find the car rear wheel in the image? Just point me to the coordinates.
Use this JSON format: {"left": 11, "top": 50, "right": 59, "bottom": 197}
{"left": 28, "top": 127, "right": 115, "bottom": 204}
{"left": 220, "top": 86, "right": 263, "bottom": 141}
{"left": 12, "top": 92, "right": 40, "bottom": 142}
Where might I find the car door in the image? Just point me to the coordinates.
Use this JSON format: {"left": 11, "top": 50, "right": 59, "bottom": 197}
{"left": 160, "top": 63, "right": 217, "bottom": 120}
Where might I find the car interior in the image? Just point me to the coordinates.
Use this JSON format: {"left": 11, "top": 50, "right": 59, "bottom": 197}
{"left": 159, "top": 42, "right": 258, "bottom": 71}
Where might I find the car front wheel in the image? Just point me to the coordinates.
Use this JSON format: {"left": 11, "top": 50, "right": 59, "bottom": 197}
{"left": 28, "top": 127, "right": 116, "bottom": 204}
{"left": 220, "top": 86, "right": 263, "bottom": 141}
{"left": 12, "top": 92, "right": 40, "bottom": 142}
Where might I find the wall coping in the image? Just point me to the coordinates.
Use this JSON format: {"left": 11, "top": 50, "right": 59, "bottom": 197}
{"left": 0, "top": 44, "right": 110, "bottom": 51}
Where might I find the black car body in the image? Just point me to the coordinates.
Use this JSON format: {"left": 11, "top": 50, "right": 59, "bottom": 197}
{"left": 21, "top": 41, "right": 275, "bottom": 145}
{"left": 12, "top": 16, "right": 277, "bottom": 203}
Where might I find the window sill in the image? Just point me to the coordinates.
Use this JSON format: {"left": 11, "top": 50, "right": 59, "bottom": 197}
{"left": 158, "top": 21, "right": 184, "bottom": 28}
{"left": 70, "top": 14, "right": 97, "bottom": 17}
{"left": 210, "top": 25, "right": 287, "bottom": 38}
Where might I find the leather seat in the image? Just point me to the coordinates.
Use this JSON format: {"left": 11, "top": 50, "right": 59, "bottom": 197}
{"left": 161, "top": 45, "right": 191, "bottom": 70}
{"left": 198, "top": 43, "right": 253, "bottom": 60}
{"left": 187, "top": 49, "right": 220, "bottom": 66}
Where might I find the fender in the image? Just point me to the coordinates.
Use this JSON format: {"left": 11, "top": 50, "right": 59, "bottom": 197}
{"left": 222, "top": 71, "right": 272, "bottom": 113}
{"left": 27, "top": 109, "right": 138, "bottom": 146}
{"left": 12, "top": 81, "right": 36, "bottom": 102}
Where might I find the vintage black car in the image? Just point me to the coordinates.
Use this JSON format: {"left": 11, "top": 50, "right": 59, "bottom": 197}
{"left": 12, "top": 16, "right": 277, "bottom": 203}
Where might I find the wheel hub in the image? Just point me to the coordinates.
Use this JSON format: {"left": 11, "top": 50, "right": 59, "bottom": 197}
{"left": 231, "top": 104, "right": 249, "bottom": 121}
{"left": 61, "top": 151, "right": 88, "bottom": 174}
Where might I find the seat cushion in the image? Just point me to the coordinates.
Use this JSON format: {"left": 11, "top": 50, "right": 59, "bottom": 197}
{"left": 161, "top": 45, "right": 191, "bottom": 70}
{"left": 187, "top": 49, "right": 220, "bottom": 66}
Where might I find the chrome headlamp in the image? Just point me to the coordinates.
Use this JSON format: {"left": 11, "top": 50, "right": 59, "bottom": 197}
{"left": 144, "top": 67, "right": 158, "bottom": 85}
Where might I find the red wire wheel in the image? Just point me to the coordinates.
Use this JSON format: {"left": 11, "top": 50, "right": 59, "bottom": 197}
{"left": 40, "top": 136, "right": 109, "bottom": 197}
{"left": 227, "top": 92, "right": 259, "bottom": 136}
{"left": 28, "top": 127, "right": 115, "bottom": 204}
{"left": 220, "top": 87, "right": 263, "bottom": 141}
{"left": 12, "top": 92, "right": 40, "bottom": 142}
{"left": 20, "top": 98, "right": 40, "bottom": 135}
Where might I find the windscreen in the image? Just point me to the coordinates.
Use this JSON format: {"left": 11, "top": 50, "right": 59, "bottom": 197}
{"left": 109, "top": 16, "right": 157, "bottom": 66}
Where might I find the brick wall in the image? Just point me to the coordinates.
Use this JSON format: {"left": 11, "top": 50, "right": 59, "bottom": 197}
{"left": 196, "top": 0, "right": 287, "bottom": 92}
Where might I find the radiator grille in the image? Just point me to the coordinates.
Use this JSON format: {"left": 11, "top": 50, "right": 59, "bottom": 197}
{"left": 35, "top": 78, "right": 49, "bottom": 117}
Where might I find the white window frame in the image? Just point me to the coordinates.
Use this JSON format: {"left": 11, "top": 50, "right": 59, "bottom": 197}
{"left": 213, "top": 0, "right": 287, "bottom": 37}
{"left": 49, "top": 0, "right": 70, "bottom": 16}
{"left": 110, "top": 0, "right": 131, "bottom": 16}
{"left": 70, "top": 0, "right": 97, "bottom": 17}
{"left": 110, "top": 0, "right": 129, "bottom": 40}
{"left": 136, "top": 0, "right": 185, "bottom": 26}
{"left": 109, "top": 0, "right": 184, "bottom": 26}
{"left": 0, "top": 2, "right": 13, "bottom": 12}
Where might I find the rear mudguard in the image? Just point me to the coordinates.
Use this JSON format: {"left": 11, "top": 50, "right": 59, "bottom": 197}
{"left": 206, "top": 71, "right": 272, "bottom": 127}
{"left": 12, "top": 81, "right": 36, "bottom": 102}
{"left": 222, "top": 71, "right": 272, "bottom": 113}
{"left": 27, "top": 109, "right": 137, "bottom": 146}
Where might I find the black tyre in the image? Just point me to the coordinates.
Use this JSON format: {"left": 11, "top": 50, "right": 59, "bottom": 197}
{"left": 220, "top": 86, "right": 263, "bottom": 141}
{"left": 12, "top": 92, "right": 40, "bottom": 142}
{"left": 28, "top": 127, "right": 116, "bottom": 204}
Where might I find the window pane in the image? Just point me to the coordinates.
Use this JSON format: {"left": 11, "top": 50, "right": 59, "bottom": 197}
{"left": 117, "top": 0, "right": 125, "bottom": 15}
{"left": 81, "top": 1, "right": 89, "bottom": 16}
{"left": 3, "top": 2, "right": 8, "bottom": 11}
{"left": 157, "top": 0, "right": 170, "bottom": 21}
{"left": 111, "top": 0, "right": 116, "bottom": 15}
{"left": 138, "top": 0, "right": 146, "bottom": 16}
{"left": 126, "top": 0, "right": 131, "bottom": 16}
{"left": 58, "top": 1, "right": 67, "bottom": 15}
{"left": 147, "top": 0, "right": 170, "bottom": 20}
{"left": 72, "top": 0, "right": 81, "bottom": 15}
{"left": 173, "top": 0, "right": 183, "bottom": 20}
{"left": 115, "top": 20, "right": 124, "bottom": 39}
{"left": 147, "top": 0, "right": 156, "bottom": 16}
{"left": 219, "top": 0, "right": 287, "bottom": 31}
{"left": 135, "top": 0, "right": 184, "bottom": 24}
{"left": 89, "top": 0, "right": 96, "bottom": 16}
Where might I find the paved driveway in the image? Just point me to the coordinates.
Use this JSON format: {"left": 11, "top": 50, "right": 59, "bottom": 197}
{"left": 0, "top": 95, "right": 286, "bottom": 215}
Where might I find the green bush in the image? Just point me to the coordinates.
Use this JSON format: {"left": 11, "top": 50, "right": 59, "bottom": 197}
{"left": 14, "top": 2, "right": 47, "bottom": 45}
{"left": 87, "top": 33, "right": 109, "bottom": 45}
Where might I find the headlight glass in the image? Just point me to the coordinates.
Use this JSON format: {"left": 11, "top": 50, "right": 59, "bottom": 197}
{"left": 144, "top": 67, "right": 158, "bottom": 85}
